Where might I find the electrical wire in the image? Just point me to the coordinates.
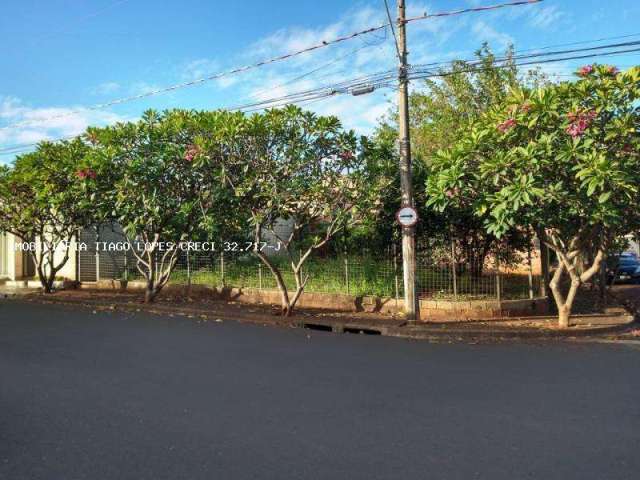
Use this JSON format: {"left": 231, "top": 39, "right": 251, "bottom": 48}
{"left": 0, "top": 24, "right": 389, "bottom": 133}
{"left": 405, "top": 0, "right": 543, "bottom": 23}
{"left": 35, "top": 0, "right": 133, "bottom": 41}
{"left": 244, "top": 41, "right": 383, "bottom": 106}
{"left": 3, "top": 41, "right": 640, "bottom": 157}
{"left": 0, "top": 0, "right": 541, "bottom": 134}
{"left": 383, "top": 0, "right": 402, "bottom": 62}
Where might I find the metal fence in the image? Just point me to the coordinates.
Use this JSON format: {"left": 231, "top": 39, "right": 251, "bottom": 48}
{"left": 79, "top": 226, "right": 543, "bottom": 301}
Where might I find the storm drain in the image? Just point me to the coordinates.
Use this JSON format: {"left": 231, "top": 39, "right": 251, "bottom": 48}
{"left": 301, "top": 322, "right": 334, "bottom": 332}
{"left": 343, "top": 327, "right": 382, "bottom": 335}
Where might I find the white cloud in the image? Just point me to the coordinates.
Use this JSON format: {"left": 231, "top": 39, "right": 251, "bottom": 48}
{"left": 128, "top": 81, "right": 163, "bottom": 96}
{"left": 529, "top": 6, "right": 564, "bottom": 29}
{"left": 0, "top": 0, "right": 575, "bottom": 158}
{"left": 181, "top": 58, "right": 219, "bottom": 82}
{"left": 90, "top": 81, "right": 121, "bottom": 95}
{"left": 471, "top": 21, "right": 514, "bottom": 50}
{"left": 527, "top": 61, "right": 574, "bottom": 82}
{"left": 0, "top": 96, "right": 128, "bottom": 162}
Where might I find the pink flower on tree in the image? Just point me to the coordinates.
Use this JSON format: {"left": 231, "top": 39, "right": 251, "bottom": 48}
{"left": 565, "top": 110, "right": 597, "bottom": 139}
{"left": 606, "top": 66, "right": 620, "bottom": 75}
{"left": 184, "top": 145, "right": 200, "bottom": 162}
{"left": 76, "top": 168, "right": 96, "bottom": 180}
{"left": 497, "top": 118, "right": 517, "bottom": 133}
{"left": 577, "top": 65, "right": 594, "bottom": 77}
{"left": 339, "top": 150, "right": 354, "bottom": 161}
{"left": 445, "top": 187, "right": 460, "bottom": 198}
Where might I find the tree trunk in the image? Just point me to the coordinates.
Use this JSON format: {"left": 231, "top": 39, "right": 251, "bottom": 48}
{"left": 545, "top": 232, "right": 605, "bottom": 328}
{"left": 558, "top": 305, "right": 570, "bottom": 328}
{"left": 288, "top": 266, "right": 309, "bottom": 316}
{"left": 145, "top": 280, "right": 157, "bottom": 303}
{"left": 254, "top": 250, "right": 291, "bottom": 316}
{"left": 45, "top": 269, "right": 57, "bottom": 294}
{"left": 33, "top": 253, "right": 54, "bottom": 294}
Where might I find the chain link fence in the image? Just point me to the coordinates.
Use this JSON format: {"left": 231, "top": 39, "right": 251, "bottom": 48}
{"left": 79, "top": 225, "right": 543, "bottom": 301}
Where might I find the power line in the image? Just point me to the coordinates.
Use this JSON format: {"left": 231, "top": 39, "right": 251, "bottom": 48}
{"left": 405, "top": 0, "right": 544, "bottom": 23}
{"left": 407, "top": 43, "right": 640, "bottom": 80}
{"left": 243, "top": 41, "right": 384, "bottom": 106}
{"left": 406, "top": 41, "right": 640, "bottom": 82}
{"left": 3, "top": 40, "right": 639, "bottom": 156}
{"left": 4, "top": 47, "right": 638, "bottom": 157}
{"left": 35, "top": 0, "right": 133, "bottom": 41}
{"left": 0, "top": 23, "right": 390, "bottom": 133}
{"left": 513, "top": 32, "right": 640, "bottom": 56}
{"left": 383, "top": 0, "right": 402, "bottom": 62}
{"left": 389, "top": 33, "right": 640, "bottom": 74}
{"left": 0, "top": 0, "right": 541, "bottom": 135}
{"left": 168, "top": 43, "right": 640, "bottom": 113}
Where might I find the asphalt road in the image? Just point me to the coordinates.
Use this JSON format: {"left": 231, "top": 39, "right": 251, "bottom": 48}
{"left": 1, "top": 300, "right": 639, "bottom": 480}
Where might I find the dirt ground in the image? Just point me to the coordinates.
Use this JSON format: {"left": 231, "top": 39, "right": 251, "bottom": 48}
{"left": 611, "top": 283, "right": 640, "bottom": 311}
{"left": 18, "top": 285, "right": 635, "bottom": 338}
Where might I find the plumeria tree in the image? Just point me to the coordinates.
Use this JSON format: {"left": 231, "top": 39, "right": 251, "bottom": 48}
{"left": 373, "top": 45, "right": 538, "bottom": 272}
{"left": 88, "top": 110, "right": 229, "bottom": 302}
{"left": 0, "top": 139, "right": 98, "bottom": 292}
{"left": 427, "top": 65, "right": 640, "bottom": 327}
{"left": 202, "top": 106, "right": 387, "bottom": 316}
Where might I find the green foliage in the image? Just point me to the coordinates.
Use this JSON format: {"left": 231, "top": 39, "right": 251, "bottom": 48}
{"left": 427, "top": 64, "right": 640, "bottom": 324}
{"left": 200, "top": 105, "right": 388, "bottom": 314}
{"left": 0, "top": 138, "right": 98, "bottom": 291}
{"left": 428, "top": 64, "right": 640, "bottom": 240}
{"left": 408, "top": 44, "right": 522, "bottom": 165}
{"left": 88, "top": 110, "right": 223, "bottom": 241}
{"left": 370, "top": 44, "right": 535, "bottom": 264}
{"left": 87, "top": 109, "right": 232, "bottom": 301}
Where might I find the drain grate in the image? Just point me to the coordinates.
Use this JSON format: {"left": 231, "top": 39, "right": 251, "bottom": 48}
{"left": 302, "top": 322, "right": 334, "bottom": 332}
{"left": 343, "top": 327, "right": 382, "bottom": 335}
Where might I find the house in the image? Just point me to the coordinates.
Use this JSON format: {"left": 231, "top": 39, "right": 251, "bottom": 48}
{"left": 0, "top": 231, "right": 78, "bottom": 284}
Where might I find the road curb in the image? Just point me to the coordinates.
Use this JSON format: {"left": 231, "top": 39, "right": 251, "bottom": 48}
{"left": 12, "top": 293, "right": 637, "bottom": 343}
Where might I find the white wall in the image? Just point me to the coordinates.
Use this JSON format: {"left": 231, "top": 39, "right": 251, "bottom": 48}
{"left": 2, "top": 233, "right": 77, "bottom": 281}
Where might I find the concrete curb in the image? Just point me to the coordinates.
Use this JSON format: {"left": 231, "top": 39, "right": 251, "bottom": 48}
{"left": 12, "top": 293, "right": 637, "bottom": 343}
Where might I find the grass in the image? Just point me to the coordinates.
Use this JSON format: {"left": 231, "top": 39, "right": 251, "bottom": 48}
{"left": 168, "top": 255, "right": 540, "bottom": 301}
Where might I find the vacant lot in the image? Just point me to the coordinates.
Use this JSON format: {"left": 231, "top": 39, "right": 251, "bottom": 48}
{"left": 1, "top": 300, "right": 639, "bottom": 480}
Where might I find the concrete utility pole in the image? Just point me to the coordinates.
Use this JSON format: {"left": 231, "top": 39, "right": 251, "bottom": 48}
{"left": 397, "top": 0, "right": 418, "bottom": 321}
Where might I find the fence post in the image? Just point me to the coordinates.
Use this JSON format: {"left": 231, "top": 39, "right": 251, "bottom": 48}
{"left": 220, "top": 252, "right": 225, "bottom": 288}
{"left": 450, "top": 238, "right": 458, "bottom": 300}
{"left": 186, "top": 250, "right": 191, "bottom": 290}
{"left": 123, "top": 249, "right": 128, "bottom": 282}
{"left": 344, "top": 256, "right": 350, "bottom": 295}
{"left": 258, "top": 262, "right": 262, "bottom": 290}
{"left": 95, "top": 228, "right": 100, "bottom": 282}
{"left": 527, "top": 246, "right": 534, "bottom": 299}
{"left": 154, "top": 254, "right": 159, "bottom": 286}
{"left": 495, "top": 254, "right": 502, "bottom": 302}
{"left": 393, "top": 243, "right": 399, "bottom": 308}
{"left": 537, "top": 228, "right": 549, "bottom": 298}
{"left": 77, "top": 236, "right": 81, "bottom": 283}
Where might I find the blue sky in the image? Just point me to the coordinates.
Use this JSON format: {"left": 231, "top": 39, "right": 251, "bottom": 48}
{"left": 1, "top": 0, "right": 639, "bottom": 162}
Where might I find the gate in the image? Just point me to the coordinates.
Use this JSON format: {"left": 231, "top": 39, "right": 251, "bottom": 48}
{"left": 77, "top": 224, "right": 131, "bottom": 282}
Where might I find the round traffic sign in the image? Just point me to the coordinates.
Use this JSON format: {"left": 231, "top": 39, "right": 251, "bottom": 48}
{"left": 396, "top": 206, "right": 418, "bottom": 227}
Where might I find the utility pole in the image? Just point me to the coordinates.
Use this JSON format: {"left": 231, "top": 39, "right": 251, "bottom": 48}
{"left": 397, "top": 0, "right": 418, "bottom": 321}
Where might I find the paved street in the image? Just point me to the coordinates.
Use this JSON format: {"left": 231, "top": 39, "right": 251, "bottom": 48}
{"left": 1, "top": 300, "right": 639, "bottom": 480}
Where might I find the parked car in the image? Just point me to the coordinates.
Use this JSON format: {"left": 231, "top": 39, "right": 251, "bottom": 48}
{"left": 607, "top": 253, "right": 640, "bottom": 284}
